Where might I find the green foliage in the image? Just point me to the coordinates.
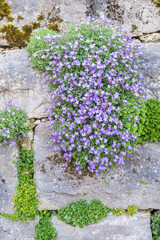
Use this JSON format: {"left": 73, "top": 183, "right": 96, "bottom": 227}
{"left": 56, "top": 199, "right": 111, "bottom": 228}
{"left": 35, "top": 210, "right": 57, "bottom": 240}
{"left": 151, "top": 212, "right": 160, "bottom": 240}
{"left": 0, "top": 103, "right": 29, "bottom": 146}
{"left": 137, "top": 99, "right": 160, "bottom": 142}
{"left": 112, "top": 208, "right": 125, "bottom": 216}
{"left": 0, "top": 149, "right": 39, "bottom": 223}
{"left": 126, "top": 205, "right": 138, "bottom": 216}
{"left": 13, "top": 149, "right": 39, "bottom": 222}
{"left": 140, "top": 180, "right": 148, "bottom": 185}
{"left": 102, "top": 180, "right": 108, "bottom": 185}
{"left": 26, "top": 28, "right": 56, "bottom": 72}
{"left": 119, "top": 97, "right": 144, "bottom": 145}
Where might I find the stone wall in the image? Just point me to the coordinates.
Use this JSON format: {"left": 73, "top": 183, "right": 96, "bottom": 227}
{"left": 0, "top": 0, "right": 160, "bottom": 239}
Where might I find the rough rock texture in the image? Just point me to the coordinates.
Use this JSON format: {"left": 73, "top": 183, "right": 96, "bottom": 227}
{"left": 0, "top": 144, "right": 18, "bottom": 213}
{"left": 86, "top": 0, "right": 160, "bottom": 37}
{"left": 52, "top": 212, "right": 152, "bottom": 240}
{"left": 0, "top": 0, "right": 160, "bottom": 47}
{"left": 0, "top": 217, "right": 38, "bottom": 240}
{"left": 34, "top": 121, "right": 160, "bottom": 210}
{"left": 140, "top": 33, "right": 160, "bottom": 43}
{"left": 0, "top": 49, "right": 51, "bottom": 119}
{"left": 141, "top": 42, "right": 160, "bottom": 99}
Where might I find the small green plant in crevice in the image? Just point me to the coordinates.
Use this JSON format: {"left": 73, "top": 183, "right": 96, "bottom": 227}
{"left": 0, "top": 149, "right": 39, "bottom": 223}
{"left": 151, "top": 212, "right": 160, "bottom": 240}
{"left": 112, "top": 208, "right": 126, "bottom": 216}
{"left": 137, "top": 99, "right": 160, "bottom": 143}
{"left": 140, "top": 180, "right": 148, "bottom": 185}
{"left": 35, "top": 210, "right": 57, "bottom": 240}
{"left": 55, "top": 199, "right": 111, "bottom": 228}
{"left": 0, "top": 102, "right": 29, "bottom": 146}
{"left": 26, "top": 28, "right": 57, "bottom": 72}
{"left": 126, "top": 205, "right": 138, "bottom": 216}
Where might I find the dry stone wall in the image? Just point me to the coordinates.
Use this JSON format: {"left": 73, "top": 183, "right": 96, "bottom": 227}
{"left": 0, "top": 0, "right": 160, "bottom": 239}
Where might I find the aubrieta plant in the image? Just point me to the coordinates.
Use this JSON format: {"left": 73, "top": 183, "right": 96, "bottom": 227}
{"left": 0, "top": 101, "right": 29, "bottom": 146}
{"left": 34, "top": 18, "right": 145, "bottom": 175}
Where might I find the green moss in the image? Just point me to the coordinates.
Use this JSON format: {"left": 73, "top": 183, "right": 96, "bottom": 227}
{"left": 131, "top": 24, "right": 138, "bottom": 31}
{"left": 37, "top": 13, "right": 45, "bottom": 21}
{"left": 152, "top": 0, "right": 160, "bottom": 7}
{"left": 17, "top": 14, "right": 24, "bottom": 21}
{"left": 47, "top": 22, "right": 60, "bottom": 32}
{"left": 0, "top": 0, "right": 14, "bottom": 21}
{"left": 0, "top": 22, "right": 40, "bottom": 47}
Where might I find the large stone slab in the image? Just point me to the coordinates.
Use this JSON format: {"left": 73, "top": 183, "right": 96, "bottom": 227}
{"left": 141, "top": 42, "right": 160, "bottom": 100}
{"left": 87, "top": 0, "right": 160, "bottom": 37}
{"left": 34, "top": 122, "right": 160, "bottom": 210}
{"left": 0, "top": 49, "right": 50, "bottom": 119}
{"left": 52, "top": 212, "right": 152, "bottom": 240}
{"left": 0, "top": 216, "right": 38, "bottom": 240}
{"left": 0, "top": 0, "right": 160, "bottom": 47}
{"left": 0, "top": 144, "right": 18, "bottom": 213}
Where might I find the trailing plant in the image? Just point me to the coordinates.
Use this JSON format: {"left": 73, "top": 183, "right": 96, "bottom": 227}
{"left": 151, "top": 212, "right": 160, "bottom": 240}
{"left": 35, "top": 210, "right": 57, "bottom": 240}
{"left": 136, "top": 99, "right": 160, "bottom": 142}
{"left": 27, "top": 28, "right": 56, "bottom": 72}
{"left": 55, "top": 199, "right": 111, "bottom": 228}
{"left": 0, "top": 149, "right": 39, "bottom": 223}
{"left": 0, "top": 101, "right": 29, "bottom": 146}
{"left": 126, "top": 205, "right": 138, "bottom": 216}
{"left": 33, "top": 19, "right": 145, "bottom": 174}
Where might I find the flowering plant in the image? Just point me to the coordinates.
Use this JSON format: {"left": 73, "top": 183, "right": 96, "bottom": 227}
{"left": 37, "top": 19, "right": 144, "bottom": 174}
{"left": 0, "top": 101, "right": 28, "bottom": 146}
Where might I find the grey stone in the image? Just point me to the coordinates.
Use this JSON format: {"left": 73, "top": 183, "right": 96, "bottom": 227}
{"left": 52, "top": 212, "right": 152, "bottom": 240}
{"left": 86, "top": 0, "right": 160, "bottom": 37}
{"left": 140, "top": 33, "right": 160, "bottom": 43}
{"left": 0, "top": 216, "right": 38, "bottom": 240}
{"left": 0, "top": 144, "right": 18, "bottom": 213}
{"left": 1, "top": 0, "right": 160, "bottom": 47}
{"left": 34, "top": 122, "right": 160, "bottom": 210}
{"left": 0, "top": 49, "right": 51, "bottom": 119}
{"left": 141, "top": 42, "right": 160, "bottom": 99}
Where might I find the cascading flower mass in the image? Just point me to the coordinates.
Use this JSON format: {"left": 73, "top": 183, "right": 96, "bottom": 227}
{"left": 38, "top": 18, "right": 144, "bottom": 174}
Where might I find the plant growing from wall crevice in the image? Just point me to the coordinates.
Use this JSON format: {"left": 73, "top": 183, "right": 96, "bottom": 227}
{"left": 33, "top": 19, "right": 145, "bottom": 175}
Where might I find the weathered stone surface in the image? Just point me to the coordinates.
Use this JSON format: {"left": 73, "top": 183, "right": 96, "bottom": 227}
{"left": 0, "top": 0, "right": 160, "bottom": 47}
{"left": 0, "top": 49, "right": 51, "bottom": 119}
{"left": 52, "top": 212, "right": 152, "bottom": 240}
{"left": 0, "top": 144, "right": 18, "bottom": 213}
{"left": 141, "top": 42, "right": 160, "bottom": 99}
{"left": 140, "top": 33, "right": 160, "bottom": 43}
{"left": 34, "top": 122, "right": 160, "bottom": 210}
{"left": 0, "top": 216, "right": 38, "bottom": 240}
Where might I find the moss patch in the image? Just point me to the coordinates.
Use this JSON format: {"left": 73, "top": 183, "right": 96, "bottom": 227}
{"left": 0, "top": 0, "right": 14, "bottom": 21}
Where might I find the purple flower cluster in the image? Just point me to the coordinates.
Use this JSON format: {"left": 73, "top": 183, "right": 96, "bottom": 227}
{"left": 38, "top": 18, "right": 144, "bottom": 174}
{"left": 0, "top": 101, "right": 28, "bottom": 146}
